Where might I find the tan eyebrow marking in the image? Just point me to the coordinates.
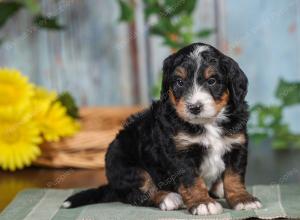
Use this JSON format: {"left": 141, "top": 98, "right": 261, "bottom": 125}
{"left": 214, "top": 90, "right": 229, "bottom": 112}
{"left": 175, "top": 67, "right": 187, "bottom": 79}
{"left": 204, "top": 66, "right": 216, "bottom": 79}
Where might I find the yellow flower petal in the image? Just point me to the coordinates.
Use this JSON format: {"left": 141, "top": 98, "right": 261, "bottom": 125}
{"left": 0, "top": 68, "right": 33, "bottom": 113}
{"left": 0, "top": 110, "right": 41, "bottom": 171}
{"left": 36, "top": 101, "right": 80, "bottom": 142}
{"left": 30, "top": 86, "right": 57, "bottom": 120}
{"left": 0, "top": 68, "right": 80, "bottom": 171}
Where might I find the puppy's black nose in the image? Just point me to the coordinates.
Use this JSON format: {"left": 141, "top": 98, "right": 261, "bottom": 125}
{"left": 187, "top": 103, "right": 203, "bottom": 115}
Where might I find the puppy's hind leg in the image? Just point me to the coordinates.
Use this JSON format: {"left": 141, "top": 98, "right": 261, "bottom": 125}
{"left": 138, "top": 171, "right": 184, "bottom": 211}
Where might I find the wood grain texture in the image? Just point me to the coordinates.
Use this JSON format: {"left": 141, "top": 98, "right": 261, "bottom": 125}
{"left": 0, "top": 0, "right": 133, "bottom": 106}
{"left": 0, "top": 168, "right": 107, "bottom": 212}
{"left": 218, "top": 0, "right": 300, "bottom": 131}
{"left": 34, "top": 106, "right": 144, "bottom": 168}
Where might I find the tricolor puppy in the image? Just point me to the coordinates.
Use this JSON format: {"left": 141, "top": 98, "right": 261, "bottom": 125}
{"left": 63, "top": 43, "right": 262, "bottom": 215}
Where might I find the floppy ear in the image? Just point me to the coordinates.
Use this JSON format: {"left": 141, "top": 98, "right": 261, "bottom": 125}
{"left": 160, "top": 53, "right": 176, "bottom": 101}
{"left": 222, "top": 56, "right": 248, "bottom": 109}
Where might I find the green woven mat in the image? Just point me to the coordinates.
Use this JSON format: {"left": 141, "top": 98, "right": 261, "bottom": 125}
{"left": 1, "top": 185, "right": 300, "bottom": 220}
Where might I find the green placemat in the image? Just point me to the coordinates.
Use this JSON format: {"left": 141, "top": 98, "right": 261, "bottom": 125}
{"left": 1, "top": 185, "right": 299, "bottom": 220}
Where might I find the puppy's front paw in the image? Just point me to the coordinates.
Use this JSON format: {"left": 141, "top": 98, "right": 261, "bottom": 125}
{"left": 234, "top": 200, "right": 262, "bottom": 210}
{"left": 159, "top": 192, "right": 184, "bottom": 211}
{"left": 190, "top": 202, "right": 223, "bottom": 215}
{"left": 231, "top": 195, "right": 262, "bottom": 210}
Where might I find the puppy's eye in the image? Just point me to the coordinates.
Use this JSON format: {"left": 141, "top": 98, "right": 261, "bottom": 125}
{"left": 207, "top": 78, "right": 216, "bottom": 86}
{"left": 176, "top": 79, "right": 184, "bottom": 87}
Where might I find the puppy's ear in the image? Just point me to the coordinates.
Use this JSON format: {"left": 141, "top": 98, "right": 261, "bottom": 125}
{"left": 160, "top": 53, "right": 175, "bottom": 101}
{"left": 222, "top": 56, "right": 248, "bottom": 109}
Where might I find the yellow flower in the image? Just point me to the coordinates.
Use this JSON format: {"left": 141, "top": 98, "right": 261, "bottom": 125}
{"left": 31, "top": 86, "right": 80, "bottom": 142}
{"left": 31, "top": 86, "right": 57, "bottom": 119}
{"left": 37, "top": 101, "right": 80, "bottom": 142}
{"left": 0, "top": 110, "right": 42, "bottom": 171}
{"left": 33, "top": 86, "right": 57, "bottom": 104}
{"left": 0, "top": 68, "right": 33, "bottom": 113}
{"left": 0, "top": 68, "right": 80, "bottom": 171}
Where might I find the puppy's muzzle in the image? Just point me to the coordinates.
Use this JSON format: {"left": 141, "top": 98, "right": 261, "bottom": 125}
{"left": 187, "top": 102, "right": 203, "bottom": 115}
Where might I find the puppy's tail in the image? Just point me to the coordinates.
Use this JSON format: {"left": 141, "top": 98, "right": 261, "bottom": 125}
{"left": 62, "top": 184, "right": 119, "bottom": 208}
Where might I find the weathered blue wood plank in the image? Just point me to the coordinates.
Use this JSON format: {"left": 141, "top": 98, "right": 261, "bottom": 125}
{"left": 0, "top": 0, "right": 133, "bottom": 106}
{"left": 222, "top": 0, "right": 300, "bottom": 132}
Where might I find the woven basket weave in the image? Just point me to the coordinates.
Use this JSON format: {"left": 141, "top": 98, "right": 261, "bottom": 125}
{"left": 34, "top": 106, "right": 143, "bottom": 169}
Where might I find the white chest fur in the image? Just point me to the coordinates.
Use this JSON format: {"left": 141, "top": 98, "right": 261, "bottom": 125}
{"left": 174, "top": 123, "right": 245, "bottom": 188}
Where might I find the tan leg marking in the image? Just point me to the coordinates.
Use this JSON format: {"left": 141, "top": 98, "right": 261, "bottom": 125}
{"left": 178, "top": 177, "right": 223, "bottom": 215}
{"left": 139, "top": 171, "right": 183, "bottom": 210}
{"left": 223, "top": 169, "right": 262, "bottom": 210}
{"left": 178, "top": 177, "right": 213, "bottom": 208}
{"left": 139, "top": 171, "right": 157, "bottom": 194}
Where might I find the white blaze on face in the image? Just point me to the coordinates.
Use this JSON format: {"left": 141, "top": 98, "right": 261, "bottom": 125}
{"left": 187, "top": 86, "right": 216, "bottom": 118}
{"left": 189, "top": 45, "right": 209, "bottom": 60}
{"left": 186, "top": 45, "right": 216, "bottom": 120}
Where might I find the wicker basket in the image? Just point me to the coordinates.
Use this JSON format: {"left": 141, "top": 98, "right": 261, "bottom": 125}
{"left": 34, "top": 106, "right": 143, "bottom": 169}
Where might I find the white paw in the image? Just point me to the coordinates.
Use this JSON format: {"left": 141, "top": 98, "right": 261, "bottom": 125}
{"left": 159, "top": 192, "right": 183, "bottom": 211}
{"left": 234, "top": 201, "right": 262, "bottom": 210}
{"left": 191, "top": 202, "right": 223, "bottom": 215}
{"left": 61, "top": 201, "right": 71, "bottom": 208}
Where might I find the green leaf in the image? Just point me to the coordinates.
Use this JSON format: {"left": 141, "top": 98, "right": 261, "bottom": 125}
{"left": 162, "top": 37, "right": 180, "bottom": 49}
{"left": 178, "top": 15, "right": 193, "bottom": 27}
{"left": 150, "top": 19, "right": 178, "bottom": 36}
{"left": 149, "top": 25, "right": 167, "bottom": 36}
{"left": 292, "top": 137, "right": 300, "bottom": 148}
{"left": 163, "top": 0, "right": 183, "bottom": 16}
{"left": 249, "top": 79, "right": 300, "bottom": 150}
{"left": 276, "top": 78, "right": 300, "bottom": 106}
{"left": 197, "top": 28, "right": 214, "bottom": 38}
{"left": 57, "top": 92, "right": 79, "bottom": 119}
{"left": 250, "top": 132, "right": 269, "bottom": 145}
{"left": 250, "top": 103, "right": 264, "bottom": 111}
{"left": 184, "top": 0, "right": 197, "bottom": 14}
{"left": 34, "top": 15, "right": 64, "bottom": 30}
{"left": 181, "top": 32, "right": 193, "bottom": 44}
{"left": 164, "top": 0, "right": 197, "bottom": 15}
{"left": 22, "top": 0, "right": 41, "bottom": 14}
{"left": 151, "top": 73, "right": 162, "bottom": 99}
{"left": 144, "top": 6, "right": 159, "bottom": 19}
{"left": 272, "top": 138, "right": 288, "bottom": 150}
{"left": 0, "top": 2, "right": 23, "bottom": 27}
{"left": 117, "top": 0, "right": 134, "bottom": 22}
{"left": 251, "top": 104, "right": 283, "bottom": 128}
{"left": 143, "top": 1, "right": 161, "bottom": 20}
{"left": 143, "top": 0, "right": 157, "bottom": 5}
{"left": 159, "top": 18, "right": 178, "bottom": 32}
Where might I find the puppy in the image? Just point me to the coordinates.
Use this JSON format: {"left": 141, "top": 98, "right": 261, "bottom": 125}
{"left": 62, "top": 43, "right": 262, "bottom": 215}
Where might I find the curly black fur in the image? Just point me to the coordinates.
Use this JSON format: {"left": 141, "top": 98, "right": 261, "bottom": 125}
{"left": 63, "top": 42, "right": 255, "bottom": 212}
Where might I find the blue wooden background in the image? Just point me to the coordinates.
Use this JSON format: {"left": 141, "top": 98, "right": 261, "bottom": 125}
{"left": 0, "top": 0, "right": 299, "bottom": 131}
{"left": 221, "top": 0, "right": 300, "bottom": 132}
{"left": 0, "top": 0, "right": 133, "bottom": 106}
